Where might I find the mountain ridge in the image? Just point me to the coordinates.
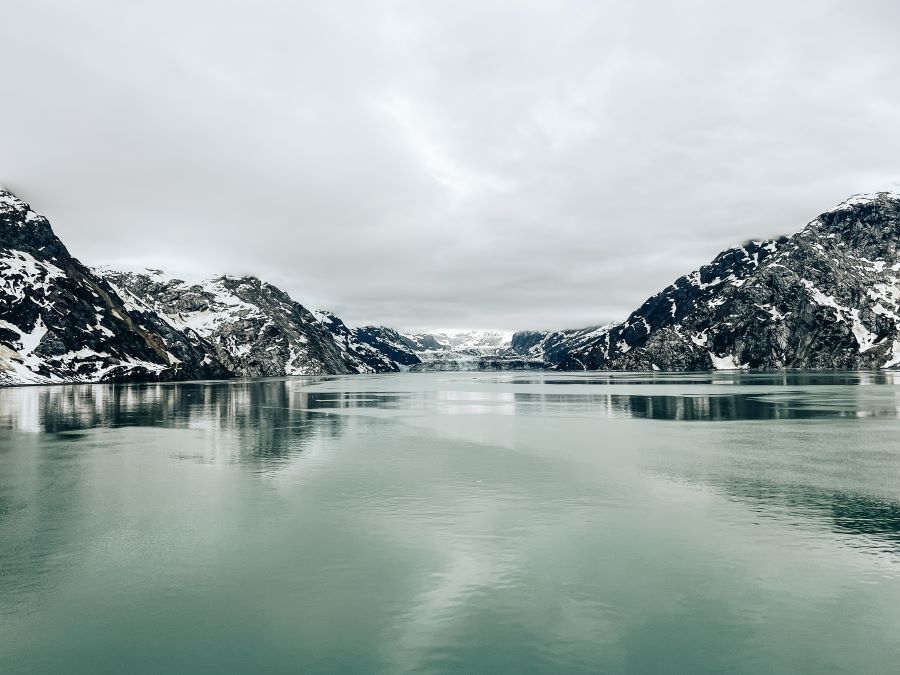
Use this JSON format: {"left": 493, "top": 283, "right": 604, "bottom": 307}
{"left": 512, "top": 191, "right": 900, "bottom": 370}
{"left": 2, "top": 187, "right": 899, "bottom": 385}
{"left": 101, "top": 268, "right": 417, "bottom": 377}
{"left": 0, "top": 190, "right": 231, "bottom": 384}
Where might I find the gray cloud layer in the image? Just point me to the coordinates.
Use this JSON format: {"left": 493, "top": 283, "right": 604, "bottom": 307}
{"left": 3, "top": 1, "right": 900, "bottom": 330}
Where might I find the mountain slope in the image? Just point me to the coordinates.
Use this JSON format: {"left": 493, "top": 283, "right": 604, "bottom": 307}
{"left": 343, "top": 323, "right": 423, "bottom": 369}
{"left": 102, "top": 270, "right": 403, "bottom": 376}
{"left": 0, "top": 190, "right": 230, "bottom": 384}
{"left": 311, "top": 311, "right": 420, "bottom": 372}
{"left": 515, "top": 192, "right": 900, "bottom": 370}
{"left": 7, "top": 187, "right": 899, "bottom": 382}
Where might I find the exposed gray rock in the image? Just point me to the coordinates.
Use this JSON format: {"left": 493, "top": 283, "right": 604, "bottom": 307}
{"left": 7, "top": 186, "right": 900, "bottom": 383}
{"left": 0, "top": 190, "right": 230, "bottom": 384}
{"left": 103, "top": 271, "right": 402, "bottom": 376}
{"left": 521, "top": 192, "right": 900, "bottom": 371}
{"left": 314, "top": 312, "right": 419, "bottom": 372}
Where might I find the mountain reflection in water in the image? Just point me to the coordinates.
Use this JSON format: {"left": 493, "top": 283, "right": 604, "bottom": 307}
{"left": 2, "top": 370, "right": 898, "bottom": 437}
{"left": 2, "top": 371, "right": 900, "bottom": 673}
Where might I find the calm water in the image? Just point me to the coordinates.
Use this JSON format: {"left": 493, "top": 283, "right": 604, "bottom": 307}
{"left": 2, "top": 372, "right": 900, "bottom": 673}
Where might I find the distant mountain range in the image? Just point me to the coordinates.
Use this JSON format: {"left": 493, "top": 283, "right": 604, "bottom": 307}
{"left": 2, "top": 188, "right": 899, "bottom": 384}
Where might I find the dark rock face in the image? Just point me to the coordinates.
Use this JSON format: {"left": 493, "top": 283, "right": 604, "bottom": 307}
{"left": 7, "top": 186, "right": 899, "bottom": 382}
{"left": 521, "top": 192, "right": 900, "bottom": 371}
{"left": 509, "top": 331, "right": 548, "bottom": 354}
{"left": 398, "top": 333, "right": 447, "bottom": 352}
{"left": 102, "top": 272, "right": 404, "bottom": 376}
{"left": 0, "top": 190, "right": 230, "bottom": 384}
{"left": 313, "top": 312, "right": 419, "bottom": 372}
{"left": 351, "top": 325, "right": 422, "bottom": 367}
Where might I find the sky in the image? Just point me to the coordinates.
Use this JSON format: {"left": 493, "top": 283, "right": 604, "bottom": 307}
{"left": 3, "top": 1, "right": 900, "bottom": 331}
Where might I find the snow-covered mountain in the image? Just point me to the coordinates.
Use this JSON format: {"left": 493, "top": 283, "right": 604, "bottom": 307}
{"left": 0, "top": 187, "right": 425, "bottom": 385}
{"left": 5, "top": 186, "right": 900, "bottom": 384}
{"left": 313, "top": 311, "right": 421, "bottom": 371}
{"left": 399, "top": 330, "right": 543, "bottom": 371}
{"left": 403, "top": 330, "right": 513, "bottom": 353}
{"left": 513, "top": 191, "right": 900, "bottom": 370}
{"left": 101, "top": 270, "right": 414, "bottom": 376}
{"left": 0, "top": 190, "right": 230, "bottom": 384}
{"left": 99, "top": 270, "right": 538, "bottom": 376}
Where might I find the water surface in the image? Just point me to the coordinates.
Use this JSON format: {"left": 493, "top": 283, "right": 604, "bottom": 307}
{"left": 2, "top": 371, "right": 900, "bottom": 673}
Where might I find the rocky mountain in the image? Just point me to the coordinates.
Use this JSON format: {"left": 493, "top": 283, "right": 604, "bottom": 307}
{"left": 396, "top": 332, "right": 447, "bottom": 352}
{"left": 6, "top": 186, "right": 899, "bottom": 384}
{"left": 513, "top": 191, "right": 900, "bottom": 370}
{"left": 101, "top": 270, "right": 413, "bottom": 376}
{"left": 0, "top": 190, "right": 230, "bottom": 384}
{"left": 313, "top": 311, "right": 421, "bottom": 371}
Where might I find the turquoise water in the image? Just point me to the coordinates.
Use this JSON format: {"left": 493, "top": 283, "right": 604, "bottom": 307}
{"left": 2, "top": 372, "right": 900, "bottom": 673}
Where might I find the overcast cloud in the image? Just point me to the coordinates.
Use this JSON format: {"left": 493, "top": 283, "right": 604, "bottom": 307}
{"left": 3, "top": 0, "right": 900, "bottom": 330}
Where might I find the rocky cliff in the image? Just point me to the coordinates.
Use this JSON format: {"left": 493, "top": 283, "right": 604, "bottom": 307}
{"left": 102, "top": 270, "right": 410, "bottom": 376}
{"left": 514, "top": 192, "right": 900, "bottom": 370}
{"left": 6, "top": 186, "right": 899, "bottom": 384}
{"left": 0, "top": 190, "right": 230, "bottom": 384}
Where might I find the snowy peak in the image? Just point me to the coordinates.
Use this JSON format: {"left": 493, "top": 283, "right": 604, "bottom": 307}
{"left": 828, "top": 190, "right": 900, "bottom": 213}
{"left": 399, "top": 329, "right": 536, "bottom": 371}
{"left": 535, "top": 192, "right": 900, "bottom": 371}
{"left": 101, "top": 269, "right": 365, "bottom": 376}
{"left": 815, "top": 192, "right": 900, "bottom": 254}
{"left": 0, "top": 191, "right": 229, "bottom": 384}
{"left": 101, "top": 269, "right": 424, "bottom": 376}
{"left": 408, "top": 330, "right": 513, "bottom": 352}
{"left": 5, "top": 186, "right": 900, "bottom": 382}
{"left": 0, "top": 189, "right": 48, "bottom": 230}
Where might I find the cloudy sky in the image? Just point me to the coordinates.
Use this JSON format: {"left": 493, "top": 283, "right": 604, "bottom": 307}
{"left": 3, "top": 1, "right": 900, "bottom": 330}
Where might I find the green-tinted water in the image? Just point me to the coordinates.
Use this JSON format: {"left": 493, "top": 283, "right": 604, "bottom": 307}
{"left": 2, "top": 372, "right": 900, "bottom": 673}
